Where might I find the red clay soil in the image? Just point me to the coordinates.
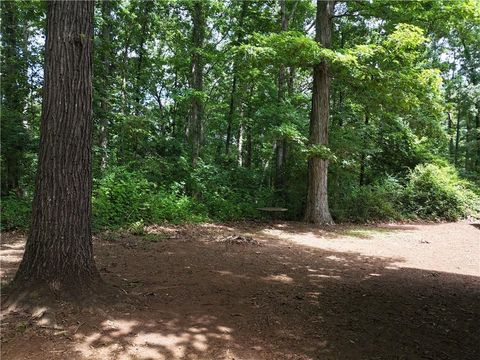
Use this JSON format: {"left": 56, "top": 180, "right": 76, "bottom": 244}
{"left": 1, "top": 221, "right": 479, "bottom": 359}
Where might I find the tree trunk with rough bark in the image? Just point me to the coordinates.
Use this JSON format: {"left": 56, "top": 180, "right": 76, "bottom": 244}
{"left": 359, "top": 111, "right": 369, "bottom": 186}
{"left": 447, "top": 111, "right": 454, "bottom": 159}
{"left": 455, "top": 110, "right": 461, "bottom": 167}
{"left": 305, "top": 0, "right": 334, "bottom": 224}
{"left": 99, "top": 0, "right": 113, "bottom": 170}
{"left": 11, "top": 0, "right": 100, "bottom": 297}
{"left": 274, "top": 0, "right": 288, "bottom": 199}
{"left": 190, "top": 0, "right": 205, "bottom": 166}
{"left": 226, "top": 0, "right": 248, "bottom": 155}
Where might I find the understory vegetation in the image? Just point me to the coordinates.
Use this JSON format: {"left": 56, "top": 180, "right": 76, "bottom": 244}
{"left": 2, "top": 162, "right": 478, "bottom": 231}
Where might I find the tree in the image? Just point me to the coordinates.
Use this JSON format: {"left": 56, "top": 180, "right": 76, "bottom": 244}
{"left": 11, "top": 0, "right": 100, "bottom": 296}
{"left": 189, "top": 0, "right": 205, "bottom": 166}
{"left": 0, "top": 1, "right": 29, "bottom": 195}
{"left": 305, "top": 0, "right": 334, "bottom": 224}
{"left": 97, "top": 0, "right": 114, "bottom": 170}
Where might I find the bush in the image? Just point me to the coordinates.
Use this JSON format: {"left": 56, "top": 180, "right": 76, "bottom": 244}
{"left": 403, "top": 164, "right": 479, "bottom": 221}
{"left": 93, "top": 168, "right": 209, "bottom": 228}
{"left": 1, "top": 195, "right": 31, "bottom": 230}
{"left": 332, "top": 176, "right": 405, "bottom": 222}
{"left": 150, "top": 183, "right": 208, "bottom": 223}
{"left": 92, "top": 168, "right": 155, "bottom": 229}
{"left": 331, "top": 164, "right": 479, "bottom": 222}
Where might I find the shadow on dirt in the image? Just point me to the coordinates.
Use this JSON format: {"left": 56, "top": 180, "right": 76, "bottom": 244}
{"left": 1, "top": 224, "right": 479, "bottom": 360}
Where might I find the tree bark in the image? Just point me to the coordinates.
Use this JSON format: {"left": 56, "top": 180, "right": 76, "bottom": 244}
{"left": 11, "top": 0, "right": 100, "bottom": 296}
{"left": 465, "top": 111, "right": 472, "bottom": 171}
{"left": 359, "top": 111, "right": 369, "bottom": 186}
{"left": 455, "top": 109, "right": 461, "bottom": 167}
{"left": 237, "top": 117, "right": 244, "bottom": 166}
{"left": 98, "top": 0, "right": 113, "bottom": 170}
{"left": 447, "top": 111, "right": 454, "bottom": 159}
{"left": 226, "top": 0, "right": 248, "bottom": 155}
{"left": 190, "top": 0, "right": 205, "bottom": 166}
{"left": 274, "top": 0, "right": 288, "bottom": 198}
{"left": 305, "top": 0, "right": 334, "bottom": 224}
{"left": 476, "top": 106, "right": 480, "bottom": 171}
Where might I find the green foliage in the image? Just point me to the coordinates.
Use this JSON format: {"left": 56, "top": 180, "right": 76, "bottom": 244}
{"left": 2, "top": 0, "right": 479, "bottom": 230}
{"left": 0, "top": 195, "right": 31, "bottom": 230}
{"left": 92, "top": 168, "right": 155, "bottom": 229}
{"left": 91, "top": 164, "right": 273, "bottom": 230}
{"left": 307, "top": 145, "right": 337, "bottom": 162}
{"left": 403, "top": 164, "right": 479, "bottom": 220}
{"left": 332, "top": 177, "right": 405, "bottom": 222}
{"left": 332, "top": 164, "right": 479, "bottom": 222}
{"left": 150, "top": 186, "right": 207, "bottom": 224}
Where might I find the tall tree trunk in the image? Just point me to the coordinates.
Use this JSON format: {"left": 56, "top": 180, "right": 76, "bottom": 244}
{"left": 0, "top": 1, "right": 29, "bottom": 195}
{"left": 455, "top": 109, "right": 461, "bottom": 167}
{"left": 226, "top": 0, "right": 248, "bottom": 155}
{"left": 246, "top": 125, "right": 253, "bottom": 168}
{"left": 359, "top": 111, "right": 369, "bottom": 186}
{"left": 305, "top": 0, "right": 334, "bottom": 224}
{"left": 475, "top": 106, "right": 480, "bottom": 170}
{"left": 99, "top": 0, "right": 113, "bottom": 170}
{"left": 460, "top": 37, "right": 480, "bottom": 171}
{"left": 447, "top": 111, "right": 454, "bottom": 159}
{"left": 225, "top": 74, "right": 237, "bottom": 155}
{"left": 12, "top": 0, "right": 100, "bottom": 296}
{"left": 465, "top": 112, "right": 472, "bottom": 171}
{"left": 274, "top": 0, "right": 288, "bottom": 198}
{"left": 190, "top": 0, "right": 205, "bottom": 166}
{"left": 133, "top": 2, "right": 151, "bottom": 115}
{"left": 237, "top": 117, "right": 244, "bottom": 166}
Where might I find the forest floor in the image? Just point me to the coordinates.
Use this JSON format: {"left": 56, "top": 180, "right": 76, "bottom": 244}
{"left": 1, "top": 221, "right": 479, "bottom": 360}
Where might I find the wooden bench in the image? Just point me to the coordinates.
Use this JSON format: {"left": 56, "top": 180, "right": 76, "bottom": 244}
{"left": 257, "top": 207, "right": 288, "bottom": 220}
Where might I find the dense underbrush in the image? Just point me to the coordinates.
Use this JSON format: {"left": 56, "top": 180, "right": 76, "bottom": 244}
{"left": 1, "top": 163, "right": 478, "bottom": 231}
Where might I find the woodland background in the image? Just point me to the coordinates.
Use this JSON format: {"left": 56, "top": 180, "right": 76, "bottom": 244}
{"left": 1, "top": 0, "right": 479, "bottom": 229}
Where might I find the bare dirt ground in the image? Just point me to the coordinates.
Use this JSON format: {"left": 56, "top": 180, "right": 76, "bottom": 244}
{"left": 1, "top": 221, "right": 479, "bottom": 360}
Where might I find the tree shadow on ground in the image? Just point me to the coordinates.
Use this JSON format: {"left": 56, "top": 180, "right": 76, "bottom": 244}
{"left": 471, "top": 223, "right": 480, "bottom": 230}
{"left": 1, "top": 223, "right": 479, "bottom": 360}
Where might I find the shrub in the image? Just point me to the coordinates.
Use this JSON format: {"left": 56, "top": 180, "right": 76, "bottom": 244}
{"left": 403, "top": 164, "right": 479, "bottom": 221}
{"left": 92, "top": 168, "right": 155, "bottom": 229}
{"left": 332, "top": 176, "right": 404, "bottom": 222}
{"left": 150, "top": 184, "right": 208, "bottom": 224}
{"left": 0, "top": 195, "right": 32, "bottom": 230}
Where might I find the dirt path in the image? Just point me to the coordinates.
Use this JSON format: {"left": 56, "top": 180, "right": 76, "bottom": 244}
{"left": 1, "top": 222, "right": 479, "bottom": 359}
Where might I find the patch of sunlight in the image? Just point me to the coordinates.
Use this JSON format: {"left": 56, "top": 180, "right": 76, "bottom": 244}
{"left": 262, "top": 274, "right": 294, "bottom": 283}
{"left": 74, "top": 317, "right": 235, "bottom": 360}
{"left": 199, "top": 223, "right": 235, "bottom": 231}
{"left": 308, "top": 274, "right": 341, "bottom": 279}
{"left": 216, "top": 325, "right": 233, "bottom": 334}
{"left": 340, "top": 229, "right": 373, "bottom": 237}
{"left": 213, "top": 270, "right": 250, "bottom": 279}
{"left": 325, "top": 255, "right": 346, "bottom": 262}
{"left": 260, "top": 224, "right": 480, "bottom": 277}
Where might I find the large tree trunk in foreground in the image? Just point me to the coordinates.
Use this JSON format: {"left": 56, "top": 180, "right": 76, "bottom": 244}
{"left": 305, "top": 0, "right": 334, "bottom": 224}
{"left": 12, "top": 0, "right": 99, "bottom": 296}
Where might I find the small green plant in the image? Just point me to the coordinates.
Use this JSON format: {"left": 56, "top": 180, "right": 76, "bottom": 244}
{"left": 128, "top": 220, "right": 146, "bottom": 235}
{"left": 15, "top": 322, "right": 29, "bottom": 334}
